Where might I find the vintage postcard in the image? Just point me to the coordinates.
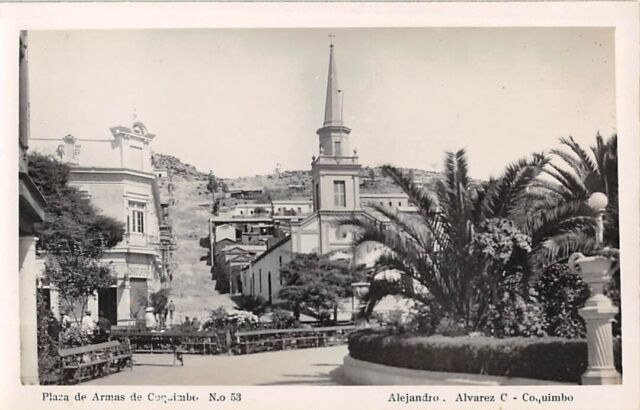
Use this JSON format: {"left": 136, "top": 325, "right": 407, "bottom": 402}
{"left": 1, "top": 1, "right": 639, "bottom": 409}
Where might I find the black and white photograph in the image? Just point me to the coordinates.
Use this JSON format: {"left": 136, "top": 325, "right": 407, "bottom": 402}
{"left": 3, "top": 2, "right": 640, "bottom": 409}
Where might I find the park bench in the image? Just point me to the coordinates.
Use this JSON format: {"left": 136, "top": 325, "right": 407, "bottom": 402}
{"left": 110, "top": 330, "right": 227, "bottom": 364}
{"left": 234, "top": 325, "right": 355, "bottom": 355}
{"left": 58, "top": 339, "right": 132, "bottom": 384}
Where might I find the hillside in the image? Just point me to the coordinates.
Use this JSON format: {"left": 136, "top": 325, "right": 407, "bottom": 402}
{"left": 153, "top": 155, "right": 236, "bottom": 323}
{"left": 219, "top": 165, "right": 440, "bottom": 201}
{"left": 152, "top": 153, "right": 442, "bottom": 321}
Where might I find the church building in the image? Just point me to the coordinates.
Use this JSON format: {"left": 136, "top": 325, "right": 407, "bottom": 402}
{"left": 240, "top": 42, "right": 405, "bottom": 303}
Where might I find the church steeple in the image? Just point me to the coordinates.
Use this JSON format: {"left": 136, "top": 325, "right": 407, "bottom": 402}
{"left": 323, "top": 42, "right": 343, "bottom": 127}
{"left": 316, "top": 40, "right": 352, "bottom": 158}
{"left": 311, "top": 38, "right": 360, "bottom": 221}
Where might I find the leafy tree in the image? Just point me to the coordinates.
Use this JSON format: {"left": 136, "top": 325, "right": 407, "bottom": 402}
{"left": 236, "top": 295, "right": 268, "bottom": 317}
{"left": 527, "top": 133, "right": 620, "bottom": 335}
{"left": 341, "top": 150, "right": 547, "bottom": 332}
{"left": 28, "top": 153, "right": 124, "bottom": 326}
{"left": 206, "top": 171, "right": 219, "bottom": 194}
{"left": 149, "top": 288, "right": 171, "bottom": 315}
{"left": 44, "top": 245, "right": 116, "bottom": 325}
{"left": 534, "top": 263, "right": 589, "bottom": 338}
{"left": 211, "top": 252, "right": 232, "bottom": 294}
{"left": 278, "top": 253, "right": 356, "bottom": 324}
{"left": 28, "top": 153, "right": 124, "bottom": 254}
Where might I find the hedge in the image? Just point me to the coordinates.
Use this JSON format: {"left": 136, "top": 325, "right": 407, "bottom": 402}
{"left": 348, "top": 330, "right": 622, "bottom": 384}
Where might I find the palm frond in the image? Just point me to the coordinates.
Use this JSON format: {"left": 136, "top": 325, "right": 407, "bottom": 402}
{"left": 488, "top": 153, "right": 548, "bottom": 219}
{"left": 559, "top": 136, "right": 598, "bottom": 175}
{"left": 543, "top": 162, "right": 588, "bottom": 199}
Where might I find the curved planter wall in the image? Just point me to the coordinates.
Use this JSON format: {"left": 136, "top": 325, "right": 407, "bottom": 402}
{"left": 341, "top": 355, "right": 574, "bottom": 386}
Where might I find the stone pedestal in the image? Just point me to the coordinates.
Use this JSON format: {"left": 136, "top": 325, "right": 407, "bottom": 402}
{"left": 19, "top": 236, "right": 39, "bottom": 385}
{"left": 569, "top": 252, "right": 621, "bottom": 385}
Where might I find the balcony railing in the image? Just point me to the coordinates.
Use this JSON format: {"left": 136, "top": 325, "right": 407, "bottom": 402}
{"left": 313, "top": 155, "right": 359, "bottom": 166}
{"left": 125, "top": 233, "right": 159, "bottom": 248}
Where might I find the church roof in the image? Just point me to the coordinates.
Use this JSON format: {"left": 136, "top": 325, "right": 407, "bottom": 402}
{"left": 323, "top": 43, "right": 343, "bottom": 127}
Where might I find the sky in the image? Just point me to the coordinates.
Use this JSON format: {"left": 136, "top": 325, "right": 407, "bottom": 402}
{"left": 28, "top": 28, "right": 616, "bottom": 179}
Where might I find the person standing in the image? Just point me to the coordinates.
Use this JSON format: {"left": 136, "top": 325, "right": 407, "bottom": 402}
{"left": 60, "top": 309, "right": 72, "bottom": 330}
{"left": 145, "top": 307, "right": 157, "bottom": 330}
{"left": 191, "top": 317, "right": 201, "bottom": 332}
{"left": 162, "top": 306, "right": 169, "bottom": 328}
{"left": 168, "top": 300, "right": 175, "bottom": 324}
{"left": 81, "top": 310, "right": 96, "bottom": 336}
{"left": 96, "top": 311, "right": 112, "bottom": 343}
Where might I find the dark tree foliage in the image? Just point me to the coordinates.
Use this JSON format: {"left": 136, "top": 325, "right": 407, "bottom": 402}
{"left": 28, "top": 153, "right": 124, "bottom": 254}
{"left": 36, "top": 294, "right": 61, "bottom": 384}
{"left": 29, "top": 153, "right": 122, "bottom": 331}
{"left": 278, "top": 253, "right": 358, "bottom": 324}
{"left": 212, "top": 252, "right": 232, "bottom": 294}
{"left": 341, "top": 150, "right": 545, "bottom": 332}
{"left": 535, "top": 263, "right": 590, "bottom": 338}
{"left": 44, "top": 247, "right": 116, "bottom": 325}
{"left": 236, "top": 295, "right": 268, "bottom": 317}
{"left": 206, "top": 171, "right": 219, "bottom": 194}
{"left": 149, "top": 288, "right": 171, "bottom": 315}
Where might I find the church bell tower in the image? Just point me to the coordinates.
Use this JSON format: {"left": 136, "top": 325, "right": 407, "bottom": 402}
{"left": 311, "top": 40, "right": 361, "bottom": 219}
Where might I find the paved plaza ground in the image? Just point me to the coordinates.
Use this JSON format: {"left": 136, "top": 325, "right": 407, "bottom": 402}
{"left": 85, "top": 345, "right": 349, "bottom": 385}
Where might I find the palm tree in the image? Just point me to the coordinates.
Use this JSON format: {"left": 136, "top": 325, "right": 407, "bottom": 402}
{"left": 526, "top": 133, "right": 618, "bottom": 267}
{"left": 341, "top": 149, "right": 547, "bottom": 331}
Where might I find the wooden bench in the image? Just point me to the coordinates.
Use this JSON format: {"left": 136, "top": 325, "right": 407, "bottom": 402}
{"left": 59, "top": 340, "right": 132, "bottom": 384}
{"left": 234, "top": 325, "right": 355, "bottom": 354}
{"left": 110, "top": 330, "right": 228, "bottom": 357}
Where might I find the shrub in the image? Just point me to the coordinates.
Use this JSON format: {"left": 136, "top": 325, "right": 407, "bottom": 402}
{"left": 535, "top": 263, "right": 589, "bottom": 338}
{"left": 202, "top": 307, "right": 259, "bottom": 332}
{"left": 270, "top": 309, "right": 299, "bottom": 329}
{"left": 37, "top": 297, "right": 61, "bottom": 384}
{"left": 59, "top": 327, "right": 92, "bottom": 348}
{"left": 235, "top": 295, "right": 268, "bottom": 317}
{"left": 485, "top": 289, "right": 547, "bottom": 337}
{"left": 348, "top": 330, "right": 622, "bottom": 384}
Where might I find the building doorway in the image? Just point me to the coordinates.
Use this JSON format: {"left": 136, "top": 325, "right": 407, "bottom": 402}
{"left": 98, "top": 287, "right": 117, "bottom": 324}
{"left": 130, "top": 278, "right": 148, "bottom": 322}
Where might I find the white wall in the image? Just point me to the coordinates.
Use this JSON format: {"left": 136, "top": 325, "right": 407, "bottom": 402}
{"left": 242, "top": 239, "right": 293, "bottom": 302}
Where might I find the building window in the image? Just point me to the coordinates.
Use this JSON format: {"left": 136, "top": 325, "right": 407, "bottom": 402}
{"left": 334, "top": 141, "right": 342, "bottom": 157}
{"left": 399, "top": 202, "right": 402, "bottom": 206}
{"left": 315, "top": 184, "right": 320, "bottom": 210}
{"left": 334, "top": 181, "right": 346, "bottom": 207}
{"left": 129, "top": 201, "right": 145, "bottom": 233}
{"left": 389, "top": 201, "right": 392, "bottom": 207}
{"left": 259, "top": 269, "right": 262, "bottom": 293}
{"left": 297, "top": 207, "right": 302, "bottom": 213}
